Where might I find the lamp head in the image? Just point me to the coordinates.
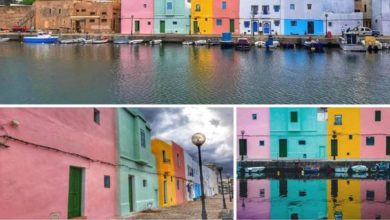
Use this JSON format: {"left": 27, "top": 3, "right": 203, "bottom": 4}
{"left": 192, "top": 133, "right": 206, "bottom": 147}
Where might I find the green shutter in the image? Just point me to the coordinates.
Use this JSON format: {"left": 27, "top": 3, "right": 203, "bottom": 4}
{"left": 386, "top": 137, "right": 390, "bottom": 155}
{"left": 193, "top": 21, "right": 199, "bottom": 33}
{"left": 239, "top": 139, "right": 247, "bottom": 156}
{"left": 160, "top": 20, "right": 165, "bottom": 33}
{"left": 68, "top": 167, "right": 82, "bottom": 218}
{"left": 279, "top": 139, "right": 287, "bottom": 158}
{"left": 229, "top": 19, "right": 234, "bottom": 32}
{"left": 375, "top": 111, "right": 382, "bottom": 122}
{"left": 129, "top": 176, "right": 134, "bottom": 212}
{"left": 135, "top": 21, "right": 140, "bottom": 32}
{"left": 331, "top": 139, "right": 338, "bottom": 156}
{"left": 290, "top": 112, "right": 298, "bottom": 122}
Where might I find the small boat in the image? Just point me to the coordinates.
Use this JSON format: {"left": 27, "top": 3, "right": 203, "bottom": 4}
{"left": 339, "top": 33, "right": 366, "bottom": 52}
{"left": 194, "top": 39, "right": 207, "bottom": 46}
{"left": 82, "top": 38, "right": 93, "bottom": 44}
{"left": 303, "top": 165, "right": 320, "bottom": 174}
{"left": 129, "top": 39, "right": 144, "bottom": 44}
{"left": 113, "top": 38, "right": 129, "bottom": 44}
{"left": 182, "top": 41, "right": 193, "bottom": 45}
{"left": 59, "top": 38, "right": 84, "bottom": 44}
{"left": 23, "top": 33, "right": 58, "bottom": 44}
{"left": 235, "top": 38, "right": 251, "bottom": 51}
{"left": 351, "top": 165, "right": 368, "bottom": 173}
{"left": 207, "top": 38, "right": 220, "bottom": 46}
{"left": 351, "top": 173, "right": 369, "bottom": 179}
{"left": 244, "top": 166, "right": 265, "bottom": 174}
{"left": 0, "top": 37, "right": 10, "bottom": 42}
{"left": 92, "top": 38, "right": 109, "bottom": 44}
{"left": 372, "top": 162, "right": 390, "bottom": 173}
{"left": 335, "top": 167, "right": 349, "bottom": 173}
{"left": 245, "top": 172, "right": 265, "bottom": 179}
{"left": 334, "top": 172, "right": 349, "bottom": 178}
{"left": 304, "top": 38, "right": 324, "bottom": 52}
{"left": 255, "top": 36, "right": 280, "bottom": 48}
{"left": 150, "top": 39, "right": 162, "bottom": 45}
{"left": 220, "top": 32, "right": 235, "bottom": 49}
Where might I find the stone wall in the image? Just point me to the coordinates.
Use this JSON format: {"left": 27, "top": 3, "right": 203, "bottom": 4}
{"left": 0, "top": 6, "right": 33, "bottom": 29}
{"left": 34, "top": 0, "right": 74, "bottom": 32}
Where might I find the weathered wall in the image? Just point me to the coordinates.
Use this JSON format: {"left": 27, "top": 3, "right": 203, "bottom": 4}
{"left": 34, "top": 0, "right": 73, "bottom": 32}
{"left": 0, "top": 6, "right": 33, "bottom": 29}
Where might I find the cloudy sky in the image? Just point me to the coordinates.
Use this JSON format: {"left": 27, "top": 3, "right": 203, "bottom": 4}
{"left": 138, "top": 107, "right": 234, "bottom": 175}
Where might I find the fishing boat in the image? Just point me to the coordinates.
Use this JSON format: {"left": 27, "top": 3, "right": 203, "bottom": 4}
{"left": 335, "top": 167, "right": 349, "bottom": 173}
{"left": 113, "top": 37, "right": 129, "bottom": 44}
{"left": 235, "top": 38, "right": 251, "bottom": 51}
{"left": 255, "top": 36, "right": 280, "bottom": 48}
{"left": 149, "top": 39, "right": 162, "bottom": 45}
{"left": 23, "top": 33, "right": 58, "bottom": 44}
{"left": 351, "top": 165, "right": 368, "bottom": 173}
{"left": 92, "top": 38, "right": 109, "bottom": 44}
{"left": 129, "top": 39, "right": 144, "bottom": 44}
{"left": 194, "top": 39, "right": 207, "bottom": 46}
{"left": 0, "top": 37, "right": 10, "bottom": 42}
{"left": 220, "top": 32, "right": 235, "bottom": 49}
{"left": 182, "top": 41, "right": 193, "bottom": 45}
{"left": 304, "top": 38, "right": 324, "bottom": 52}
{"left": 244, "top": 166, "right": 265, "bottom": 174}
{"left": 303, "top": 165, "right": 320, "bottom": 174}
{"left": 339, "top": 33, "right": 366, "bottom": 52}
{"left": 59, "top": 38, "right": 84, "bottom": 44}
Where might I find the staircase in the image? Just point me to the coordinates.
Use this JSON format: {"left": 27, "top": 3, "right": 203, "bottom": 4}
{"left": 17, "top": 8, "right": 35, "bottom": 27}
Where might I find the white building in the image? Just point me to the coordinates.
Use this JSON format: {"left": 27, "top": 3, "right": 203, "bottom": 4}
{"left": 372, "top": 0, "right": 390, "bottom": 35}
{"left": 323, "top": 0, "right": 363, "bottom": 35}
{"left": 184, "top": 152, "right": 200, "bottom": 201}
{"left": 202, "top": 166, "right": 219, "bottom": 197}
{"left": 239, "top": 0, "right": 283, "bottom": 35}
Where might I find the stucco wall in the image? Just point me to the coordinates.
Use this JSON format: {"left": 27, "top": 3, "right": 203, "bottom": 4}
{"left": 213, "top": 0, "right": 239, "bottom": 34}
{"left": 121, "top": 0, "right": 154, "bottom": 34}
{"left": 154, "top": 0, "right": 190, "bottom": 34}
{"left": 172, "top": 142, "right": 186, "bottom": 205}
{"left": 0, "top": 5, "right": 32, "bottom": 29}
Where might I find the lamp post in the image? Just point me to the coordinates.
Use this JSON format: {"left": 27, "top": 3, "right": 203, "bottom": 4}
{"left": 131, "top": 15, "right": 134, "bottom": 36}
{"left": 217, "top": 166, "right": 227, "bottom": 209}
{"left": 325, "top": 13, "right": 329, "bottom": 37}
{"left": 227, "top": 175, "right": 232, "bottom": 202}
{"left": 192, "top": 133, "right": 207, "bottom": 220}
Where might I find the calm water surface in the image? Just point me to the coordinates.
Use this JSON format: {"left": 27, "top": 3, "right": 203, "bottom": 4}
{"left": 238, "top": 176, "right": 390, "bottom": 219}
{"left": 1, "top": 42, "right": 390, "bottom": 104}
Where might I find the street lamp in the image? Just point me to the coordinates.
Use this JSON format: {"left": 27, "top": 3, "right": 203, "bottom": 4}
{"left": 192, "top": 133, "right": 207, "bottom": 220}
{"left": 227, "top": 175, "right": 232, "bottom": 202}
{"left": 217, "top": 167, "right": 227, "bottom": 209}
{"left": 325, "top": 13, "right": 329, "bottom": 37}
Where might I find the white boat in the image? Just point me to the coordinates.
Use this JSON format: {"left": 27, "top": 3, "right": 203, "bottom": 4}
{"left": 0, "top": 37, "right": 10, "bottom": 42}
{"left": 92, "top": 38, "right": 109, "bottom": 44}
{"left": 351, "top": 165, "right": 368, "bottom": 173}
{"left": 59, "top": 38, "right": 84, "bottom": 44}
{"left": 129, "top": 39, "right": 144, "bottom": 44}
{"left": 335, "top": 167, "right": 349, "bottom": 173}
{"left": 255, "top": 40, "right": 280, "bottom": 48}
{"left": 82, "top": 38, "right": 93, "bottom": 44}
{"left": 245, "top": 166, "right": 265, "bottom": 173}
{"left": 194, "top": 39, "right": 207, "bottom": 46}
{"left": 182, "top": 41, "right": 193, "bottom": 45}
{"left": 334, "top": 172, "right": 349, "bottom": 178}
{"left": 150, "top": 39, "right": 162, "bottom": 45}
{"left": 339, "top": 34, "right": 366, "bottom": 52}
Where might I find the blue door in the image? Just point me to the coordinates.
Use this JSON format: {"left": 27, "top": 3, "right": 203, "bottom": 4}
{"left": 263, "top": 22, "right": 271, "bottom": 35}
{"left": 253, "top": 21, "right": 258, "bottom": 33}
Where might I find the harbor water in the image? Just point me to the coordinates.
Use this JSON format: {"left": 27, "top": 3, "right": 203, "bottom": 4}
{"left": 1, "top": 42, "right": 390, "bottom": 104}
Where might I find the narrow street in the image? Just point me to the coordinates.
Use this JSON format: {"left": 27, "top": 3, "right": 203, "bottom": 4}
{"left": 128, "top": 194, "right": 233, "bottom": 219}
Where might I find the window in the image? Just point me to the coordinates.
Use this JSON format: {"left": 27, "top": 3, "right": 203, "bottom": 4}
{"left": 148, "top": 21, "right": 151, "bottom": 25}
{"left": 335, "top": 115, "right": 342, "bottom": 125}
{"left": 291, "top": 20, "right": 297, "bottom": 26}
{"left": 375, "top": 110, "right": 381, "bottom": 121}
{"left": 244, "top": 21, "right": 250, "bottom": 28}
{"left": 162, "top": 150, "right": 168, "bottom": 162}
{"left": 262, "top": 5, "right": 269, "bottom": 15}
{"left": 366, "top": 137, "right": 375, "bottom": 146}
{"left": 298, "top": 140, "right": 306, "bottom": 145}
{"left": 177, "top": 179, "right": 180, "bottom": 189}
{"left": 251, "top": 5, "right": 259, "bottom": 15}
{"left": 143, "top": 179, "right": 147, "bottom": 187}
{"left": 349, "top": 135, "right": 353, "bottom": 140}
{"left": 59, "top": 9, "right": 61, "bottom": 14}
{"left": 260, "top": 189, "right": 265, "bottom": 197}
{"left": 290, "top": 111, "right": 298, "bottom": 122}
{"left": 81, "top": 9, "right": 86, "bottom": 12}
{"left": 173, "top": 21, "right": 177, "bottom": 25}
{"left": 328, "top": 22, "right": 333, "bottom": 27}
{"left": 307, "top": 4, "right": 312, "bottom": 10}
{"left": 104, "top": 175, "right": 110, "bottom": 188}
{"left": 167, "top": 2, "right": 173, "bottom": 10}
{"left": 94, "top": 108, "right": 100, "bottom": 124}
{"left": 90, "top": 12, "right": 96, "bottom": 15}
{"left": 259, "top": 140, "right": 265, "bottom": 146}
{"left": 101, "top": 19, "right": 107, "bottom": 23}
{"left": 102, "top": 12, "right": 107, "bottom": 15}
{"left": 177, "top": 154, "right": 181, "bottom": 166}
{"left": 290, "top": 4, "right": 295, "bottom": 10}
{"left": 364, "top": 4, "right": 367, "bottom": 12}
{"left": 299, "top": 191, "right": 306, "bottom": 197}
{"left": 144, "top": 4, "right": 147, "bottom": 8}
{"left": 140, "top": 129, "right": 146, "bottom": 148}
{"left": 274, "top": 5, "right": 280, "bottom": 12}
{"left": 274, "top": 20, "right": 280, "bottom": 26}
{"left": 252, "top": 113, "right": 257, "bottom": 120}
{"left": 367, "top": 190, "right": 375, "bottom": 201}
{"left": 222, "top": 1, "right": 227, "bottom": 9}
{"left": 89, "top": 19, "right": 95, "bottom": 23}
{"left": 216, "top": 19, "right": 222, "bottom": 26}
{"left": 195, "top": 4, "right": 201, "bottom": 12}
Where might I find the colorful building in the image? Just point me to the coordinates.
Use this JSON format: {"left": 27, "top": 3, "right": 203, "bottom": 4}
{"left": 237, "top": 107, "right": 270, "bottom": 160}
{"left": 151, "top": 139, "right": 176, "bottom": 207}
{"left": 237, "top": 179, "right": 270, "bottom": 219}
{"left": 283, "top": 0, "right": 324, "bottom": 35}
{"left": 172, "top": 141, "right": 187, "bottom": 205}
{"left": 116, "top": 108, "right": 159, "bottom": 216}
{"left": 361, "top": 180, "right": 390, "bottom": 219}
{"left": 0, "top": 108, "right": 117, "bottom": 219}
{"left": 271, "top": 179, "right": 328, "bottom": 219}
{"left": 360, "top": 108, "right": 390, "bottom": 159}
{"left": 270, "top": 108, "right": 327, "bottom": 159}
{"left": 327, "top": 179, "right": 361, "bottom": 219}
{"left": 212, "top": 0, "right": 239, "bottom": 34}
{"left": 121, "top": 0, "right": 154, "bottom": 34}
{"left": 184, "top": 151, "right": 200, "bottom": 201}
{"left": 327, "top": 108, "right": 361, "bottom": 160}
{"left": 154, "top": 0, "right": 191, "bottom": 34}
{"left": 191, "top": 0, "right": 213, "bottom": 34}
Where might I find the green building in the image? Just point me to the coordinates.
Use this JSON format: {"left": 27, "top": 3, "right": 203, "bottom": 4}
{"left": 116, "top": 108, "right": 159, "bottom": 216}
{"left": 154, "top": 0, "right": 191, "bottom": 34}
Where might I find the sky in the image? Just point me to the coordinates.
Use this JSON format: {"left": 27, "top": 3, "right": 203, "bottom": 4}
{"left": 138, "top": 107, "right": 234, "bottom": 175}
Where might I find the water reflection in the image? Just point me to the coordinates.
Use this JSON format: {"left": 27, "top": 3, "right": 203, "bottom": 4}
{"left": 238, "top": 175, "right": 390, "bottom": 219}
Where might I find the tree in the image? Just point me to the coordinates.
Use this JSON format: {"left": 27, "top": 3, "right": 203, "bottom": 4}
{"left": 21, "top": 0, "right": 35, "bottom": 5}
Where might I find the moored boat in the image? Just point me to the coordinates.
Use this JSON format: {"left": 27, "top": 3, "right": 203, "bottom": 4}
{"left": 303, "top": 165, "right": 320, "bottom": 174}
{"left": 0, "top": 37, "right": 10, "bottom": 42}
{"left": 113, "top": 37, "right": 129, "bottom": 44}
{"left": 372, "top": 162, "right": 390, "bottom": 173}
{"left": 23, "top": 33, "right": 58, "bottom": 44}
{"left": 255, "top": 36, "right": 280, "bottom": 48}
{"left": 59, "top": 38, "right": 84, "bottom": 44}
{"left": 182, "top": 41, "right": 193, "bottom": 45}
{"left": 207, "top": 38, "right": 220, "bottom": 46}
{"left": 92, "top": 38, "right": 109, "bottom": 44}
{"left": 351, "top": 165, "right": 368, "bottom": 173}
{"left": 339, "top": 33, "right": 366, "bottom": 52}
{"left": 150, "top": 39, "right": 162, "bottom": 45}
{"left": 335, "top": 167, "right": 349, "bottom": 173}
{"left": 244, "top": 166, "right": 265, "bottom": 173}
{"left": 129, "top": 39, "right": 144, "bottom": 44}
{"left": 220, "top": 32, "right": 234, "bottom": 49}
{"left": 194, "top": 39, "right": 207, "bottom": 46}
{"left": 235, "top": 38, "right": 251, "bottom": 51}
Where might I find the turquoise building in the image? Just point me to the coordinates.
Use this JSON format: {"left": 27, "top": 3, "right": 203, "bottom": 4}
{"left": 116, "top": 108, "right": 159, "bottom": 216}
{"left": 284, "top": 20, "right": 324, "bottom": 35}
{"left": 154, "top": 0, "right": 191, "bottom": 34}
{"left": 270, "top": 108, "right": 327, "bottom": 159}
{"left": 270, "top": 179, "right": 328, "bottom": 219}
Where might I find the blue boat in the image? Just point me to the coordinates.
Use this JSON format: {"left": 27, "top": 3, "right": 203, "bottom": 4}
{"left": 220, "top": 32, "right": 235, "bottom": 49}
{"left": 23, "top": 33, "right": 58, "bottom": 44}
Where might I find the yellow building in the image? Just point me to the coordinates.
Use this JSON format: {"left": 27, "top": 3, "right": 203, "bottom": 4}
{"left": 191, "top": 0, "right": 213, "bottom": 34}
{"left": 327, "top": 179, "right": 361, "bottom": 219}
{"left": 151, "top": 139, "right": 177, "bottom": 207}
{"left": 327, "top": 108, "right": 360, "bottom": 159}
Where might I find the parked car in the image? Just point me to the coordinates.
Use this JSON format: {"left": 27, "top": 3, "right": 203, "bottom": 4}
{"left": 346, "top": 26, "right": 381, "bottom": 37}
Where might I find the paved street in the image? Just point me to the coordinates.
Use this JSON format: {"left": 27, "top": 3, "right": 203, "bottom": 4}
{"left": 127, "top": 194, "right": 233, "bottom": 219}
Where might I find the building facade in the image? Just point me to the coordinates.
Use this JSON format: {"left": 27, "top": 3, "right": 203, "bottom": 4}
{"left": 191, "top": 0, "right": 213, "bottom": 34}
{"left": 360, "top": 108, "right": 390, "bottom": 159}
{"left": 154, "top": 0, "right": 191, "bottom": 34}
{"left": 151, "top": 139, "right": 176, "bottom": 207}
{"left": 0, "top": 108, "right": 117, "bottom": 219}
{"left": 172, "top": 141, "right": 187, "bottom": 205}
{"left": 372, "top": 0, "right": 390, "bottom": 36}
{"left": 121, "top": 0, "right": 154, "bottom": 34}
{"left": 270, "top": 108, "right": 327, "bottom": 159}
{"left": 212, "top": 0, "right": 239, "bottom": 34}
{"left": 327, "top": 108, "right": 361, "bottom": 160}
{"left": 116, "top": 108, "right": 159, "bottom": 216}
{"left": 34, "top": 0, "right": 73, "bottom": 32}
{"left": 323, "top": 0, "right": 363, "bottom": 35}
{"left": 327, "top": 179, "right": 361, "bottom": 219}
{"left": 355, "top": 0, "right": 372, "bottom": 27}
{"left": 184, "top": 151, "right": 200, "bottom": 201}
{"left": 237, "top": 107, "right": 270, "bottom": 160}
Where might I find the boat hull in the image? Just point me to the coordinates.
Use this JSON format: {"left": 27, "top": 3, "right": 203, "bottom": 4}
{"left": 340, "top": 44, "right": 366, "bottom": 52}
{"left": 0, "top": 38, "right": 10, "bottom": 42}
{"left": 23, "top": 37, "right": 58, "bottom": 44}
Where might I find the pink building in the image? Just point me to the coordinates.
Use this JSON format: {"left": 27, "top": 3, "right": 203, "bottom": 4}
{"left": 212, "top": 0, "right": 239, "bottom": 34}
{"left": 237, "top": 179, "right": 270, "bottom": 219}
{"left": 360, "top": 180, "right": 390, "bottom": 219}
{"left": 121, "top": 0, "right": 154, "bottom": 34}
{"left": 172, "top": 141, "right": 186, "bottom": 205}
{"left": 237, "top": 108, "right": 270, "bottom": 160}
{"left": 360, "top": 108, "right": 390, "bottom": 159}
{"left": 0, "top": 108, "right": 117, "bottom": 219}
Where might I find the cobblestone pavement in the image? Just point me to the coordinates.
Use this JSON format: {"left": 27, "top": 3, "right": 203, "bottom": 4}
{"left": 127, "top": 194, "right": 233, "bottom": 220}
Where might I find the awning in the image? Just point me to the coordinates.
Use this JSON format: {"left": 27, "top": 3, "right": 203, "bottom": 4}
{"left": 70, "top": 16, "right": 100, "bottom": 21}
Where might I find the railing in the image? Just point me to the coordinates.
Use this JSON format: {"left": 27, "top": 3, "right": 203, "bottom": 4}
{"left": 17, "top": 8, "right": 35, "bottom": 27}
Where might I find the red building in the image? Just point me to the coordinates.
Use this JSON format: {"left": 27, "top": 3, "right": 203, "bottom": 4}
{"left": 172, "top": 141, "right": 187, "bottom": 204}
